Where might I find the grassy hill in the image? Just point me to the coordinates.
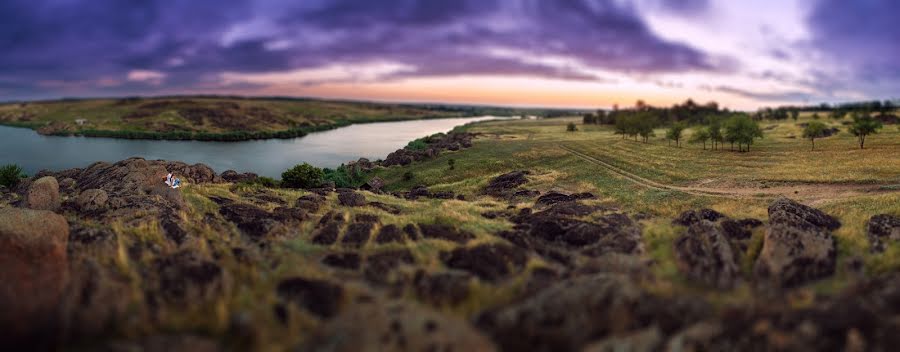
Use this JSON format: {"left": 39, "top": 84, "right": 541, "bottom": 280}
{"left": 2, "top": 114, "right": 900, "bottom": 350}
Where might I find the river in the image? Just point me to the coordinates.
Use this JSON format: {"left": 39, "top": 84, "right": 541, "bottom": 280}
{"left": 0, "top": 116, "right": 504, "bottom": 177}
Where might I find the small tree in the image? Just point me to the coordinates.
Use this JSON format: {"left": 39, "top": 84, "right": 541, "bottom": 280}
{"left": 281, "top": 163, "right": 324, "bottom": 189}
{"left": 724, "top": 115, "right": 763, "bottom": 152}
{"left": 707, "top": 120, "right": 723, "bottom": 150}
{"left": 448, "top": 158, "right": 456, "bottom": 170}
{"left": 402, "top": 171, "right": 414, "bottom": 182}
{"left": 812, "top": 112, "right": 820, "bottom": 120}
{"left": 566, "top": 122, "right": 578, "bottom": 132}
{"left": 802, "top": 121, "right": 828, "bottom": 150}
{"left": 688, "top": 128, "right": 711, "bottom": 150}
{"left": 848, "top": 113, "right": 883, "bottom": 149}
{"left": 666, "top": 122, "right": 687, "bottom": 147}
{"left": 790, "top": 110, "right": 800, "bottom": 121}
{"left": 0, "top": 164, "right": 26, "bottom": 188}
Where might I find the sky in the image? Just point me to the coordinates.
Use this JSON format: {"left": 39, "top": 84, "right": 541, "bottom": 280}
{"left": 0, "top": 0, "right": 898, "bottom": 110}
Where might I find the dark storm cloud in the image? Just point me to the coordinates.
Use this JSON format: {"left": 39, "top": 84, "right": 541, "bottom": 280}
{"left": 806, "top": 0, "right": 900, "bottom": 96}
{"left": 0, "top": 0, "right": 724, "bottom": 100}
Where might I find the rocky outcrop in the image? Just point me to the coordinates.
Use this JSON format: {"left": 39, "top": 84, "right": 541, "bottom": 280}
{"left": 75, "top": 188, "right": 108, "bottom": 212}
{"left": 867, "top": 214, "right": 900, "bottom": 253}
{"left": 674, "top": 220, "right": 741, "bottom": 288}
{"left": 0, "top": 207, "right": 69, "bottom": 347}
{"left": 755, "top": 198, "right": 838, "bottom": 288}
{"left": 672, "top": 208, "right": 725, "bottom": 226}
{"left": 220, "top": 170, "right": 258, "bottom": 183}
{"left": 301, "top": 300, "right": 495, "bottom": 352}
{"left": 25, "top": 176, "right": 61, "bottom": 211}
{"left": 382, "top": 133, "right": 475, "bottom": 167}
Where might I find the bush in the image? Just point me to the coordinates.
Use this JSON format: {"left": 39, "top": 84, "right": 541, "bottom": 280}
{"left": 402, "top": 171, "right": 415, "bottom": 182}
{"left": 0, "top": 164, "right": 26, "bottom": 188}
{"left": 448, "top": 158, "right": 456, "bottom": 170}
{"left": 566, "top": 122, "right": 578, "bottom": 132}
{"left": 323, "top": 165, "right": 367, "bottom": 188}
{"left": 281, "top": 163, "right": 324, "bottom": 189}
{"left": 406, "top": 138, "right": 429, "bottom": 150}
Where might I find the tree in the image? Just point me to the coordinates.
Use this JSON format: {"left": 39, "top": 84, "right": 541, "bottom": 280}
{"left": 281, "top": 163, "right": 324, "bottom": 189}
{"left": 848, "top": 113, "right": 883, "bottom": 149}
{"left": 802, "top": 121, "right": 828, "bottom": 150}
{"left": 724, "top": 115, "right": 763, "bottom": 152}
{"left": 613, "top": 116, "right": 629, "bottom": 139}
{"left": 707, "top": 119, "right": 723, "bottom": 150}
{"left": 790, "top": 110, "right": 800, "bottom": 121}
{"left": 666, "top": 122, "right": 687, "bottom": 147}
{"left": 830, "top": 110, "right": 845, "bottom": 120}
{"left": 812, "top": 112, "right": 820, "bottom": 120}
{"left": 688, "top": 128, "right": 711, "bottom": 150}
{"left": 567, "top": 122, "right": 578, "bottom": 132}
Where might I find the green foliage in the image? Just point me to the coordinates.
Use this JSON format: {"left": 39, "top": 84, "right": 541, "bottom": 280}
{"left": 406, "top": 138, "right": 429, "bottom": 151}
{"left": 281, "top": 163, "right": 324, "bottom": 189}
{"left": 665, "top": 122, "right": 687, "bottom": 147}
{"left": 402, "top": 171, "right": 415, "bottom": 182}
{"left": 0, "top": 164, "right": 26, "bottom": 188}
{"left": 812, "top": 112, "right": 821, "bottom": 120}
{"left": 566, "top": 122, "right": 578, "bottom": 132}
{"left": 848, "top": 113, "right": 884, "bottom": 149}
{"left": 448, "top": 158, "right": 456, "bottom": 170}
{"left": 724, "top": 115, "right": 763, "bottom": 152}
{"left": 323, "top": 165, "right": 368, "bottom": 188}
{"left": 802, "top": 121, "right": 828, "bottom": 150}
{"left": 688, "top": 128, "right": 711, "bottom": 150}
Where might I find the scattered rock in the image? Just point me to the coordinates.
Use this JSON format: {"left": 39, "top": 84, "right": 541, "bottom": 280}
{"left": 295, "top": 194, "right": 325, "bottom": 212}
{"left": 413, "top": 270, "right": 471, "bottom": 306}
{"left": 365, "top": 249, "right": 416, "bottom": 284}
{"left": 311, "top": 211, "right": 345, "bottom": 245}
{"left": 483, "top": 171, "right": 529, "bottom": 197}
{"left": 403, "top": 224, "right": 420, "bottom": 241}
{"left": 375, "top": 224, "right": 405, "bottom": 244}
{"left": 220, "top": 170, "right": 258, "bottom": 183}
{"left": 674, "top": 220, "right": 741, "bottom": 288}
{"left": 418, "top": 224, "right": 475, "bottom": 244}
{"left": 0, "top": 208, "right": 69, "bottom": 347}
{"left": 276, "top": 277, "right": 344, "bottom": 318}
{"left": 341, "top": 222, "right": 373, "bottom": 248}
{"left": 368, "top": 201, "right": 401, "bottom": 214}
{"left": 867, "top": 214, "right": 900, "bottom": 253}
{"left": 25, "top": 176, "right": 61, "bottom": 211}
{"left": 322, "top": 253, "right": 361, "bottom": 270}
{"left": 406, "top": 185, "right": 430, "bottom": 199}
{"left": 673, "top": 208, "right": 725, "bottom": 226}
{"left": 755, "top": 198, "right": 838, "bottom": 288}
{"left": 360, "top": 177, "right": 385, "bottom": 192}
{"left": 218, "top": 203, "right": 279, "bottom": 239}
{"left": 535, "top": 192, "right": 575, "bottom": 206}
{"left": 338, "top": 191, "right": 367, "bottom": 207}
{"left": 441, "top": 244, "right": 527, "bottom": 282}
{"left": 301, "top": 300, "right": 495, "bottom": 352}
{"left": 75, "top": 188, "right": 109, "bottom": 212}
{"left": 152, "top": 250, "right": 228, "bottom": 307}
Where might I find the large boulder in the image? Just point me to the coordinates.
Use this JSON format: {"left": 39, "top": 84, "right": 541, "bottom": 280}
{"left": 440, "top": 244, "right": 528, "bottom": 282}
{"left": 75, "top": 188, "right": 109, "bottom": 212}
{"left": 674, "top": 220, "right": 740, "bottom": 288}
{"left": 301, "top": 300, "right": 496, "bottom": 352}
{"left": 867, "top": 214, "right": 900, "bottom": 253}
{"left": 755, "top": 198, "right": 838, "bottom": 288}
{"left": 338, "top": 191, "right": 366, "bottom": 207}
{"left": 25, "top": 176, "right": 61, "bottom": 211}
{"left": 0, "top": 207, "right": 69, "bottom": 347}
{"left": 220, "top": 170, "right": 258, "bottom": 183}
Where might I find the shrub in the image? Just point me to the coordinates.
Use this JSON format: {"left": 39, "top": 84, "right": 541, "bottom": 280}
{"left": 406, "top": 138, "right": 429, "bottom": 150}
{"left": 848, "top": 113, "right": 883, "bottom": 149}
{"left": 323, "top": 165, "right": 367, "bottom": 188}
{"left": 0, "top": 164, "right": 26, "bottom": 188}
{"left": 281, "top": 163, "right": 324, "bottom": 189}
{"left": 402, "top": 171, "right": 414, "bottom": 182}
{"left": 566, "top": 122, "right": 578, "bottom": 132}
{"left": 448, "top": 158, "right": 456, "bottom": 170}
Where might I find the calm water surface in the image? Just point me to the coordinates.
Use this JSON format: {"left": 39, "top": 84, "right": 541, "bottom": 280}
{"left": 0, "top": 116, "right": 503, "bottom": 177}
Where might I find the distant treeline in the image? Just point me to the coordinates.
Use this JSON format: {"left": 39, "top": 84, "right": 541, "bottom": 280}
{"left": 582, "top": 99, "right": 728, "bottom": 126}
{"left": 49, "top": 122, "right": 351, "bottom": 141}
{"left": 760, "top": 99, "right": 898, "bottom": 120}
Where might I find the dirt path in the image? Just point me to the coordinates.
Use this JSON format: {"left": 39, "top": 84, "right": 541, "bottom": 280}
{"left": 561, "top": 144, "right": 897, "bottom": 204}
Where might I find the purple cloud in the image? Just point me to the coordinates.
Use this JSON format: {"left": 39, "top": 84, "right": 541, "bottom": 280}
{"left": 0, "top": 0, "right": 724, "bottom": 100}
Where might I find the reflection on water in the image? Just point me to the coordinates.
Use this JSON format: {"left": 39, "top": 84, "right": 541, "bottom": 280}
{"left": 0, "top": 116, "right": 503, "bottom": 177}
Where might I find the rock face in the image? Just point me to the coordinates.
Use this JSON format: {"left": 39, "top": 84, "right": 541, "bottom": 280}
{"left": 75, "top": 188, "right": 109, "bottom": 212}
{"left": 755, "top": 198, "right": 838, "bottom": 288}
{"left": 220, "top": 170, "right": 258, "bottom": 183}
{"left": 674, "top": 220, "right": 740, "bottom": 288}
{"left": 301, "top": 300, "right": 496, "bottom": 352}
{"left": 382, "top": 133, "right": 475, "bottom": 167}
{"left": 25, "top": 176, "right": 61, "bottom": 211}
{"left": 867, "top": 214, "right": 900, "bottom": 252}
{"left": 0, "top": 207, "right": 69, "bottom": 347}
